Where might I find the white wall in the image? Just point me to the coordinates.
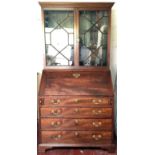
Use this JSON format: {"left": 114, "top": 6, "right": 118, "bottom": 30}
{"left": 110, "top": 3, "right": 117, "bottom": 86}
{"left": 110, "top": 3, "right": 117, "bottom": 134}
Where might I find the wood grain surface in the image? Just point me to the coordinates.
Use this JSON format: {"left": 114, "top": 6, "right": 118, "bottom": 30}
{"left": 40, "top": 118, "right": 112, "bottom": 131}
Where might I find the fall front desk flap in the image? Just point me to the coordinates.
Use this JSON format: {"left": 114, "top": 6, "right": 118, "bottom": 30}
{"left": 39, "top": 70, "right": 113, "bottom": 96}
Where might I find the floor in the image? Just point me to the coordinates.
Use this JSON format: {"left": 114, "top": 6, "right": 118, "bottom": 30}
{"left": 43, "top": 148, "right": 117, "bottom": 155}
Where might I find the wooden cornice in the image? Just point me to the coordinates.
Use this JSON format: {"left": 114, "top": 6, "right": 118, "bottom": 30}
{"left": 39, "top": 2, "right": 114, "bottom": 9}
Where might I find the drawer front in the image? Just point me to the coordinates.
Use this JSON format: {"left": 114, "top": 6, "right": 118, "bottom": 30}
{"left": 40, "top": 118, "right": 112, "bottom": 130}
{"left": 40, "top": 107, "right": 112, "bottom": 118}
{"left": 41, "top": 131, "right": 112, "bottom": 144}
{"left": 40, "top": 96, "right": 111, "bottom": 107}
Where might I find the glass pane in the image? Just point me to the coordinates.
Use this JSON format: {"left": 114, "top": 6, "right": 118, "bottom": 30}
{"left": 45, "top": 33, "right": 50, "bottom": 45}
{"left": 69, "top": 33, "right": 74, "bottom": 45}
{"left": 44, "top": 10, "right": 74, "bottom": 66}
{"left": 79, "top": 10, "right": 108, "bottom": 66}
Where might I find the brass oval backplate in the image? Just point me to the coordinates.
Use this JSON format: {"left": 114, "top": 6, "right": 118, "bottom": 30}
{"left": 72, "top": 73, "right": 80, "bottom": 78}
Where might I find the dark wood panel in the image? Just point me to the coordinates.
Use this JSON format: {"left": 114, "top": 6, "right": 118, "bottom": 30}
{"left": 39, "top": 70, "right": 113, "bottom": 96}
{"left": 46, "top": 70, "right": 108, "bottom": 78}
{"left": 40, "top": 107, "right": 112, "bottom": 118}
{"left": 43, "top": 67, "right": 109, "bottom": 71}
{"left": 41, "top": 131, "right": 112, "bottom": 144}
{"left": 38, "top": 148, "right": 116, "bottom": 155}
{"left": 39, "top": 2, "right": 114, "bottom": 9}
{"left": 40, "top": 118, "right": 112, "bottom": 131}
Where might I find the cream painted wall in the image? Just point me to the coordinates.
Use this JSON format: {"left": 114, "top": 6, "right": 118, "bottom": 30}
{"left": 110, "top": 3, "right": 117, "bottom": 134}
{"left": 110, "top": 3, "right": 117, "bottom": 86}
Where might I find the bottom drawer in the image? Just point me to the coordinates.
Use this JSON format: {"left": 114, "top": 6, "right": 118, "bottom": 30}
{"left": 41, "top": 131, "right": 112, "bottom": 144}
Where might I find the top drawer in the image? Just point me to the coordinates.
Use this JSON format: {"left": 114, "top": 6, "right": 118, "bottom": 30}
{"left": 39, "top": 96, "right": 111, "bottom": 107}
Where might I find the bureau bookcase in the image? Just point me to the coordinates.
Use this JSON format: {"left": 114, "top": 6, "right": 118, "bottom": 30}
{"left": 38, "top": 2, "right": 115, "bottom": 154}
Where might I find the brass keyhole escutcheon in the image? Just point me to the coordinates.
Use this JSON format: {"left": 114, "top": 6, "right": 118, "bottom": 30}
{"left": 74, "top": 99, "right": 79, "bottom": 103}
{"left": 92, "top": 134, "right": 102, "bottom": 141}
{"left": 92, "top": 99, "right": 96, "bottom": 103}
{"left": 39, "top": 98, "right": 44, "bottom": 105}
{"left": 74, "top": 119, "right": 79, "bottom": 125}
{"left": 51, "top": 134, "right": 62, "bottom": 139}
{"left": 51, "top": 121, "right": 61, "bottom": 127}
{"left": 92, "top": 121, "right": 102, "bottom": 127}
{"left": 75, "top": 132, "right": 79, "bottom": 137}
{"left": 72, "top": 73, "right": 80, "bottom": 78}
{"left": 51, "top": 109, "right": 61, "bottom": 115}
{"left": 51, "top": 99, "right": 61, "bottom": 105}
{"left": 92, "top": 110, "right": 102, "bottom": 115}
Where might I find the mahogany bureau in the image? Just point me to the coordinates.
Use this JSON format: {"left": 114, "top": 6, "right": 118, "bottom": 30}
{"left": 38, "top": 2, "right": 115, "bottom": 154}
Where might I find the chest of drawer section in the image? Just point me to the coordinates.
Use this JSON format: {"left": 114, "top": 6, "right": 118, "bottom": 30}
{"left": 39, "top": 96, "right": 113, "bottom": 144}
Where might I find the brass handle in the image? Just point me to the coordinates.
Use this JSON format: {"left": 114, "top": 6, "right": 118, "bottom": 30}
{"left": 93, "top": 122, "right": 98, "bottom": 127}
{"left": 51, "top": 99, "right": 61, "bottom": 105}
{"left": 57, "top": 99, "right": 61, "bottom": 103}
{"left": 74, "top": 119, "right": 79, "bottom": 125}
{"left": 92, "top": 99, "right": 99, "bottom": 105}
{"left": 75, "top": 132, "right": 79, "bottom": 137}
{"left": 98, "top": 122, "right": 102, "bottom": 125}
{"left": 92, "top": 99, "right": 102, "bottom": 105}
{"left": 92, "top": 110, "right": 102, "bottom": 115}
{"left": 51, "top": 109, "right": 61, "bottom": 115}
{"left": 39, "top": 99, "right": 44, "bottom": 105}
{"left": 74, "top": 99, "right": 79, "bottom": 103}
{"left": 51, "top": 121, "right": 61, "bottom": 127}
{"left": 92, "top": 134, "right": 102, "bottom": 140}
{"left": 72, "top": 73, "right": 80, "bottom": 78}
{"left": 92, "top": 122, "right": 102, "bottom": 127}
{"left": 74, "top": 108, "right": 79, "bottom": 113}
{"left": 92, "top": 99, "right": 96, "bottom": 103}
{"left": 51, "top": 134, "right": 62, "bottom": 139}
{"left": 98, "top": 110, "right": 102, "bottom": 113}
{"left": 57, "top": 134, "right": 62, "bottom": 138}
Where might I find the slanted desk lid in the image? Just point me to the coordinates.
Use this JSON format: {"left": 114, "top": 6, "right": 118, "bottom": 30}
{"left": 39, "top": 70, "right": 113, "bottom": 96}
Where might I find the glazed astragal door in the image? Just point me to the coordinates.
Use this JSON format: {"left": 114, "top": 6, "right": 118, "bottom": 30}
{"left": 44, "top": 10, "right": 74, "bottom": 66}
{"left": 44, "top": 9, "right": 109, "bottom": 67}
{"left": 79, "top": 10, "right": 108, "bottom": 66}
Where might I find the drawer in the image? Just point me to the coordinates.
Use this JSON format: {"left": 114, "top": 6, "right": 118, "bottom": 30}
{"left": 39, "top": 96, "right": 111, "bottom": 107}
{"left": 40, "top": 107, "right": 112, "bottom": 118}
{"left": 41, "top": 131, "right": 112, "bottom": 144}
{"left": 40, "top": 118, "right": 112, "bottom": 130}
